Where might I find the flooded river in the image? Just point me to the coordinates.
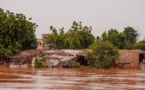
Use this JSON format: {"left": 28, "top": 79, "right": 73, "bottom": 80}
{"left": 0, "top": 67, "right": 145, "bottom": 90}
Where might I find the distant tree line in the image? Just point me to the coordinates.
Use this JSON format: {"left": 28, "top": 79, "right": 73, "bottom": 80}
{"left": 46, "top": 21, "right": 144, "bottom": 51}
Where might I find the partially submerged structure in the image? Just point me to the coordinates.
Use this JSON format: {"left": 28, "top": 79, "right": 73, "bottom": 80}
{"left": 43, "top": 50, "right": 85, "bottom": 68}
{"left": 8, "top": 48, "right": 145, "bottom": 69}
{"left": 117, "top": 50, "right": 145, "bottom": 68}
{"left": 10, "top": 50, "right": 41, "bottom": 68}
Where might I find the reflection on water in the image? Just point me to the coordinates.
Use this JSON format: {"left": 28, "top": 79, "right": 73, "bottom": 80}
{"left": 0, "top": 67, "right": 145, "bottom": 90}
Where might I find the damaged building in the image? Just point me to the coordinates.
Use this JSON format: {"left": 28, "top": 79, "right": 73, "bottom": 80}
{"left": 10, "top": 50, "right": 41, "bottom": 68}
{"left": 43, "top": 50, "right": 85, "bottom": 68}
{"left": 116, "top": 50, "right": 145, "bottom": 68}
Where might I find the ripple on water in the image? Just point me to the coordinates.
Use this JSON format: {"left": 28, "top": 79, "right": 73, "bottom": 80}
{"left": 0, "top": 68, "right": 145, "bottom": 90}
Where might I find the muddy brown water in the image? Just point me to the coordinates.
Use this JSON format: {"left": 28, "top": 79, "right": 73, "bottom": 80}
{"left": 0, "top": 67, "right": 145, "bottom": 90}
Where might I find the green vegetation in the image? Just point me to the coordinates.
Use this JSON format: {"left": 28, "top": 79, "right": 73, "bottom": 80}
{"left": 68, "top": 60, "right": 80, "bottom": 68}
{"left": 0, "top": 8, "right": 37, "bottom": 59}
{"left": 123, "top": 26, "right": 139, "bottom": 49}
{"left": 46, "top": 21, "right": 95, "bottom": 49}
{"left": 86, "top": 41, "right": 119, "bottom": 69}
{"left": 34, "top": 58, "right": 43, "bottom": 68}
{"left": 132, "top": 40, "right": 145, "bottom": 51}
{"left": 123, "top": 26, "right": 139, "bottom": 48}
{"left": 101, "top": 29, "right": 126, "bottom": 49}
{"left": 46, "top": 23, "right": 141, "bottom": 51}
{"left": 34, "top": 53, "right": 46, "bottom": 68}
{"left": 95, "top": 27, "right": 139, "bottom": 50}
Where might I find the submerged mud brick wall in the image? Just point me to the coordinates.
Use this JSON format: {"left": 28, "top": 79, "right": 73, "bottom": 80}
{"left": 118, "top": 50, "right": 144, "bottom": 68}
{"left": 24, "top": 50, "right": 41, "bottom": 64}
{"left": 11, "top": 49, "right": 41, "bottom": 65}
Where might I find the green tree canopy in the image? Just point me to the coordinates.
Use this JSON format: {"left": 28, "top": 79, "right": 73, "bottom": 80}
{"left": 101, "top": 29, "right": 126, "bottom": 49}
{"left": 46, "top": 21, "right": 95, "bottom": 49}
{"left": 132, "top": 40, "right": 145, "bottom": 51}
{"left": 0, "top": 8, "right": 37, "bottom": 58}
{"left": 123, "top": 26, "right": 139, "bottom": 47}
{"left": 86, "top": 41, "right": 119, "bottom": 69}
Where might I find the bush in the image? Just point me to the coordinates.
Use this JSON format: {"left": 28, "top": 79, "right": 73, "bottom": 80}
{"left": 86, "top": 41, "right": 119, "bottom": 69}
{"left": 40, "top": 53, "right": 46, "bottom": 57}
{"left": 132, "top": 40, "right": 145, "bottom": 51}
{"left": 34, "top": 58, "right": 43, "bottom": 68}
{"left": 68, "top": 60, "right": 80, "bottom": 68}
{"left": 33, "top": 53, "right": 47, "bottom": 68}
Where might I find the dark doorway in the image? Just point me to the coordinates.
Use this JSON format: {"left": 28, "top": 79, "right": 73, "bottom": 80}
{"left": 139, "top": 53, "right": 145, "bottom": 64}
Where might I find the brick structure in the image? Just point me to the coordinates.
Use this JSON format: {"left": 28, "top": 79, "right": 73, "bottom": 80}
{"left": 37, "top": 39, "right": 43, "bottom": 50}
{"left": 42, "top": 34, "right": 49, "bottom": 41}
{"left": 37, "top": 34, "right": 49, "bottom": 50}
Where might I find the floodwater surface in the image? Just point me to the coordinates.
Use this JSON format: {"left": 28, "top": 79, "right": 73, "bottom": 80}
{"left": 0, "top": 67, "right": 145, "bottom": 90}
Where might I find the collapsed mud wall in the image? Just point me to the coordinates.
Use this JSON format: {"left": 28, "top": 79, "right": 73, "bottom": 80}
{"left": 11, "top": 49, "right": 41, "bottom": 65}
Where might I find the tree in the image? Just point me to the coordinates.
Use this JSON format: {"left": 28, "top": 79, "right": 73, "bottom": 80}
{"left": 0, "top": 8, "right": 37, "bottom": 59}
{"left": 46, "top": 26, "right": 66, "bottom": 49}
{"left": 66, "top": 21, "right": 95, "bottom": 49}
{"left": 123, "top": 26, "right": 139, "bottom": 47}
{"left": 46, "top": 21, "right": 95, "bottom": 49}
{"left": 101, "top": 29, "right": 126, "bottom": 49}
{"left": 132, "top": 40, "right": 145, "bottom": 51}
{"left": 86, "top": 41, "right": 119, "bottom": 69}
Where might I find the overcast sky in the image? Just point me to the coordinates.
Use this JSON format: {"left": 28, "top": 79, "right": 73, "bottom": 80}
{"left": 0, "top": 0, "right": 145, "bottom": 40}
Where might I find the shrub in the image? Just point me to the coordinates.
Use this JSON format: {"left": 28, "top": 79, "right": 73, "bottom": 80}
{"left": 68, "top": 60, "right": 80, "bottom": 68}
{"left": 132, "top": 40, "right": 145, "bottom": 51}
{"left": 86, "top": 41, "right": 119, "bottom": 69}
{"left": 34, "top": 53, "right": 47, "bottom": 68}
{"left": 34, "top": 58, "right": 43, "bottom": 68}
